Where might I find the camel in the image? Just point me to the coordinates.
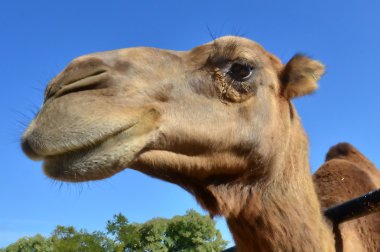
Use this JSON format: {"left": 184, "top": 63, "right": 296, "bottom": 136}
{"left": 314, "top": 143, "right": 380, "bottom": 251}
{"left": 21, "top": 36, "right": 380, "bottom": 251}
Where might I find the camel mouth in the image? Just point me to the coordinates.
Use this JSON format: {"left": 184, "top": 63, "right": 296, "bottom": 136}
{"left": 22, "top": 119, "right": 137, "bottom": 161}
{"left": 42, "top": 125, "right": 143, "bottom": 182}
{"left": 23, "top": 105, "right": 160, "bottom": 182}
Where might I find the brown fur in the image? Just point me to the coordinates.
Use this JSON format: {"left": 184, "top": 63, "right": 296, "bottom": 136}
{"left": 314, "top": 143, "right": 380, "bottom": 251}
{"left": 22, "top": 36, "right": 379, "bottom": 251}
{"left": 281, "top": 54, "right": 325, "bottom": 99}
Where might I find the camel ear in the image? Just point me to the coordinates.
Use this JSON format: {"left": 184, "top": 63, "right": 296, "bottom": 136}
{"left": 280, "top": 54, "right": 325, "bottom": 99}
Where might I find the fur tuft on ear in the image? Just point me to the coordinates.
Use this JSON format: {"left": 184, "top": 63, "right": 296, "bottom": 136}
{"left": 281, "top": 54, "right": 325, "bottom": 99}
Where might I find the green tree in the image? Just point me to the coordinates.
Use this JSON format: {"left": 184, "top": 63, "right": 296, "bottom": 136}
{"left": 1, "top": 234, "right": 53, "bottom": 252}
{"left": 106, "top": 214, "right": 142, "bottom": 251}
{"left": 2, "top": 210, "right": 227, "bottom": 252}
{"left": 106, "top": 210, "right": 227, "bottom": 252}
{"left": 165, "top": 210, "right": 227, "bottom": 252}
{"left": 139, "top": 218, "right": 168, "bottom": 252}
{"left": 50, "top": 225, "right": 115, "bottom": 252}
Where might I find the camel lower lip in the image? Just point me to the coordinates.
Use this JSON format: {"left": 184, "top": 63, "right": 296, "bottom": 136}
{"left": 42, "top": 126, "right": 139, "bottom": 182}
{"left": 41, "top": 120, "right": 157, "bottom": 183}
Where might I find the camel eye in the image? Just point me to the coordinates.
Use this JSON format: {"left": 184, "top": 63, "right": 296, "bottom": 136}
{"left": 228, "top": 62, "right": 253, "bottom": 81}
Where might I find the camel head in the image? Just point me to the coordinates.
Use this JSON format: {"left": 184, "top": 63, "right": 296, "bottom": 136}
{"left": 22, "top": 36, "right": 324, "bottom": 212}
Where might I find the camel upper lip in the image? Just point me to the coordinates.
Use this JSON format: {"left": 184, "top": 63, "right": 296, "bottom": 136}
{"left": 22, "top": 122, "right": 137, "bottom": 161}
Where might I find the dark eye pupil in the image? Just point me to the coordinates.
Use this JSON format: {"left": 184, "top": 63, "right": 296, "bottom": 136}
{"left": 229, "top": 63, "right": 253, "bottom": 80}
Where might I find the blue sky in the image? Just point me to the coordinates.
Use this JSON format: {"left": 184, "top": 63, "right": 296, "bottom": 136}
{"left": 1, "top": 0, "right": 379, "bottom": 248}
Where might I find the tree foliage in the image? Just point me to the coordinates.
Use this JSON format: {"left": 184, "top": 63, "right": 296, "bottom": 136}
{"left": 106, "top": 210, "right": 227, "bottom": 252}
{"left": 0, "top": 234, "right": 53, "bottom": 252}
{"left": 1, "top": 210, "right": 227, "bottom": 252}
{"left": 50, "top": 226, "right": 114, "bottom": 252}
{"left": 165, "top": 210, "right": 227, "bottom": 252}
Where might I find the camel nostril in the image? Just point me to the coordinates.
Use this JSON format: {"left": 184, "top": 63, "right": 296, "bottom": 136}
{"left": 21, "top": 137, "right": 43, "bottom": 161}
{"left": 44, "top": 56, "right": 111, "bottom": 101}
{"left": 53, "top": 70, "right": 109, "bottom": 99}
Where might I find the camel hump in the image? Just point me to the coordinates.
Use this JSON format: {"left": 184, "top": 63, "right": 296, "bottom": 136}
{"left": 325, "top": 143, "right": 380, "bottom": 184}
{"left": 315, "top": 143, "right": 380, "bottom": 207}
{"left": 315, "top": 143, "right": 380, "bottom": 250}
{"left": 325, "top": 142, "right": 357, "bottom": 161}
{"left": 316, "top": 143, "right": 379, "bottom": 204}
{"left": 325, "top": 142, "right": 374, "bottom": 164}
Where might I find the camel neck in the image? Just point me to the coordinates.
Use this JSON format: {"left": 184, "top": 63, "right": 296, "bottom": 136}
{"left": 200, "top": 126, "right": 335, "bottom": 251}
{"left": 223, "top": 178, "right": 335, "bottom": 251}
